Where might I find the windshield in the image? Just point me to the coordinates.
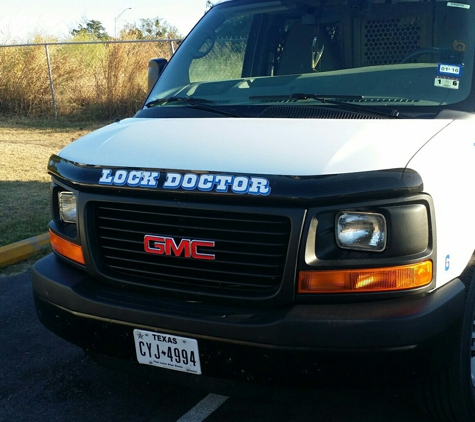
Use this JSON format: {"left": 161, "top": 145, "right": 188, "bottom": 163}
{"left": 145, "top": 0, "right": 475, "bottom": 116}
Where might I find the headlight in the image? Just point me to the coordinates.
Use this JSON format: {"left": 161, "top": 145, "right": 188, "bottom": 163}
{"left": 336, "top": 211, "right": 386, "bottom": 252}
{"left": 58, "top": 191, "right": 77, "bottom": 223}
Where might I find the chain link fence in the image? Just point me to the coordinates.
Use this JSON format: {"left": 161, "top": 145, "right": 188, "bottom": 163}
{"left": 0, "top": 39, "right": 181, "bottom": 120}
{"left": 189, "top": 37, "right": 248, "bottom": 82}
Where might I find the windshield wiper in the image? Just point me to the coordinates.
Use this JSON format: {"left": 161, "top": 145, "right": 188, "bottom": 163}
{"left": 249, "top": 93, "right": 403, "bottom": 118}
{"left": 145, "top": 96, "right": 240, "bottom": 117}
{"left": 250, "top": 93, "right": 364, "bottom": 101}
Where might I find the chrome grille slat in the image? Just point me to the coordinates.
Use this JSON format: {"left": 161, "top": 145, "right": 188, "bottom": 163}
{"left": 102, "top": 248, "right": 285, "bottom": 271}
{"left": 101, "top": 244, "right": 286, "bottom": 259}
{"left": 98, "top": 205, "right": 286, "bottom": 225}
{"left": 107, "top": 266, "right": 278, "bottom": 292}
{"left": 98, "top": 216, "right": 289, "bottom": 236}
{"left": 106, "top": 260, "right": 280, "bottom": 285}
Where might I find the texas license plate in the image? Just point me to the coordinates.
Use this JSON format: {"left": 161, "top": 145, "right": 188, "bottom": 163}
{"left": 133, "top": 329, "right": 201, "bottom": 375}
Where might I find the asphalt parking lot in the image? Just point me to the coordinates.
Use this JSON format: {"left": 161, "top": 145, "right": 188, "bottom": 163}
{"left": 1, "top": 267, "right": 441, "bottom": 422}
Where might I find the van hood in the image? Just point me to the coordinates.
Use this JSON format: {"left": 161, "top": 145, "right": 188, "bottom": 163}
{"left": 58, "top": 117, "right": 451, "bottom": 176}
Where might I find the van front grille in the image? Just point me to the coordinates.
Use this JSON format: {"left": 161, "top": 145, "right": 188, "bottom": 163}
{"left": 91, "top": 202, "right": 291, "bottom": 298}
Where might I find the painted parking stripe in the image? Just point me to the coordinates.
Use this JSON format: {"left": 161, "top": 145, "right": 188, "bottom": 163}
{"left": 176, "top": 393, "right": 228, "bottom": 422}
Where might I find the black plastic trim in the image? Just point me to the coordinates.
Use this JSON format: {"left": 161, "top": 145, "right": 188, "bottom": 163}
{"left": 79, "top": 194, "right": 305, "bottom": 307}
{"left": 33, "top": 253, "right": 465, "bottom": 350}
{"left": 48, "top": 155, "right": 423, "bottom": 205}
{"left": 32, "top": 253, "right": 466, "bottom": 385}
{"left": 303, "top": 195, "right": 435, "bottom": 266}
{"left": 48, "top": 162, "right": 433, "bottom": 305}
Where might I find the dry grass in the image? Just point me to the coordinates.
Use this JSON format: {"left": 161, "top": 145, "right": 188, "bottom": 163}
{"left": 0, "top": 117, "right": 103, "bottom": 248}
{"left": 0, "top": 247, "right": 52, "bottom": 277}
{"left": 0, "top": 37, "right": 176, "bottom": 119}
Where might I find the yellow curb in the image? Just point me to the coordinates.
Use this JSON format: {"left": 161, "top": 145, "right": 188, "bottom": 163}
{"left": 0, "top": 233, "right": 50, "bottom": 268}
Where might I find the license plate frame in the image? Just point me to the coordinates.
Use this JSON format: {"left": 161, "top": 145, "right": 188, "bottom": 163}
{"left": 133, "top": 329, "right": 201, "bottom": 375}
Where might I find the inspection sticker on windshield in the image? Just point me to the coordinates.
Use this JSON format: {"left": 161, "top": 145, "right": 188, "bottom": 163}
{"left": 447, "top": 2, "right": 470, "bottom": 9}
{"left": 438, "top": 64, "right": 462, "bottom": 76}
{"left": 134, "top": 329, "right": 201, "bottom": 375}
{"left": 435, "top": 77, "right": 460, "bottom": 90}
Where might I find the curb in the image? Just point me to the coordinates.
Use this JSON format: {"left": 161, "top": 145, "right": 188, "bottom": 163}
{"left": 0, "top": 233, "right": 50, "bottom": 269}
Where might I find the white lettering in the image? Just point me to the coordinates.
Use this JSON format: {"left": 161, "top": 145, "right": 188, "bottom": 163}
{"left": 113, "top": 170, "right": 128, "bottom": 185}
{"left": 98, "top": 169, "right": 271, "bottom": 195}
{"left": 249, "top": 177, "right": 271, "bottom": 195}
{"left": 198, "top": 174, "right": 215, "bottom": 191}
{"left": 99, "top": 169, "right": 114, "bottom": 184}
{"left": 127, "top": 170, "right": 142, "bottom": 186}
{"left": 163, "top": 173, "right": 182, "bottom": 189}
{"left": 182, "top": 173, "right": 199, "bottom": 190}
{"left": 215, "top": 175, "right": 233, "bottom": 192}
{"left": 232, "top": 176, "right": 249, "bottom": 193}
{"left": 140, "top": 171, "right": 160, "bottom": 187}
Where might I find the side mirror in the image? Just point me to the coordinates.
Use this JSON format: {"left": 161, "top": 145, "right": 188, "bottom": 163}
{"left": 148, "top": 58, "right": 168, "bottom": 93}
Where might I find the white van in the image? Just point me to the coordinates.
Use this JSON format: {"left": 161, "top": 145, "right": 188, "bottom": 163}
{"left": 33, "top": 0, "right": 475, "bottom": 420}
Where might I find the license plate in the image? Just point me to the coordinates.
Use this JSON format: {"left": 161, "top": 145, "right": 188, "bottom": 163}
{"left": 133, "top": 329, "right": 201, "bottom": 375}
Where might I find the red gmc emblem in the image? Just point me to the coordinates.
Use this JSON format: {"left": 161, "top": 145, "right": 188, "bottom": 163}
{"left": 144, "top": 235, "right": 216, "bottom": 261}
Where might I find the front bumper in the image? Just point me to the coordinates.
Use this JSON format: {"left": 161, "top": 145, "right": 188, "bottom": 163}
{"left": 33, "top": 253, "right": 466, "bottom": 387}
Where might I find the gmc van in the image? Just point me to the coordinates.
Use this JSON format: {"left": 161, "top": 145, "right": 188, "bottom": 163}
{"left": 33, "top": 1, "right": 475, "bottom": 420}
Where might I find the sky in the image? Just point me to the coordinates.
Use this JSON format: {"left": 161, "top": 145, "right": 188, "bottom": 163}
{"left": 0, "top": 0, "right": 209, "bottom": 43}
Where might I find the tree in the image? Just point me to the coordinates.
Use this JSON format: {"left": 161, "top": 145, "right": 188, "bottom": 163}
{"left": 121, "top": 17, "right": 180, "bottom": 39}
{"left": 217, "top": 14, "right": 253, "bottom": 38}
{"left": 71, "top": 20, "right": 110, "bottom": 40}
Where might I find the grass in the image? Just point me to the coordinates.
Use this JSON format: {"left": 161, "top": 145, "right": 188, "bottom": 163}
{"left": 0, "top": 247, "right": 52, "bottom": 277}
{"left": 0, "top": 117, "right": 105, "bottom": 249}
{"left": 0, "top": 181, "right": 51, "bottom": 246}
{"left": 0, "top": 38, "right": 174, "bottom": 120}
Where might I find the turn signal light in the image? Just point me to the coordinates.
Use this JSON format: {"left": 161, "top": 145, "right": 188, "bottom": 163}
{"left": 49, "top": 229, "right": 85, "bottom": 265}
{"left": 298, "top": 261, "right": 432, "bottom": 293}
